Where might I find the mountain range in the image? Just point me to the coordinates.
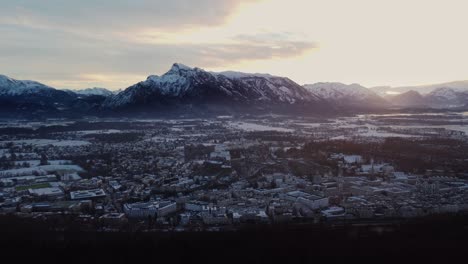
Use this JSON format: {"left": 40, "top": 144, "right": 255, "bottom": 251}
{"left": 101, "top": 63, "right": 331, "bottom": 116}
{"left": 304, "top": 82, "right": 390, "bottom": 109}
{"left": 1, "top": 64, "right": 467, "bottom": 118}
{"left": 0, "top": 74, "right": 109, "bottom": 118}
{"left": 371, "top": 81, "right": 468, "bottom": 96}
{"left": 382, "top": 86, "right": 468, "bottom": 109}
{"left": 67, "top": 87, "right": 116, "bottom": 97}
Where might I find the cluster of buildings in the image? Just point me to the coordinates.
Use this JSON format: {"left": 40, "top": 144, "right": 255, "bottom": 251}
{"left": 0, "top": 116, "right": 467, "bottom": 231}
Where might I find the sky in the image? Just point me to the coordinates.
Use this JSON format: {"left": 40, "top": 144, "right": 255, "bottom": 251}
{"left": 1, "top": 0, "right": 467, "bottom": 90}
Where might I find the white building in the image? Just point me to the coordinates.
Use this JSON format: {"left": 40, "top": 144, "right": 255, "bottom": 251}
{"left": 28, "top": 187, "right": 64, "bottom": 199}
{"left": 123, "top": 200, "right": 177, "bottom": 219}
{"left": 343, "top": 155, "right": 363, "bottom": 164}
{"left": 185, "top": 201, "right": 209, "bottom": 211}
{"left": 283, "top": 191, "right": 329, "bottom": 210}
{"left": 321, "top": 206, "right": 346, "bottom": 219}
{"left": 70, "top": 189, "right": 106, "bottom": 200}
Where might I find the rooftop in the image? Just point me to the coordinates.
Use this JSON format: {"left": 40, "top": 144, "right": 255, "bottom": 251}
{"left": 70, "top": 189, "right": 106, "bottom": 200}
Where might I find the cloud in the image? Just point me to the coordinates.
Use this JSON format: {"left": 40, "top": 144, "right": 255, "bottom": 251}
{"left": 0, "top": 0, "right": 259, "bottom": 33}
{"left": 0, "top": 1, "right": 318, "bottom": 89}
{"left": 0, "top": 21, "right": 317, "bottom": 89}
{"left": 192, "top": 41, "right": 317, "bottom": 66}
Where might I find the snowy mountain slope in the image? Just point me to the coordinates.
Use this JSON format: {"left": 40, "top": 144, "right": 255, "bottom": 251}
{"left": 0, "top": 75, "right": 108, "bottom": 117}
{"left": 306, "top": 81, "right": 468, "bottom": 109}
{"left": 0, "top": 74, "right": 75, "bottom": 102}
{"left": 2, "top": 66, "right": 467, "bottom": 117}
{"left": 384, "top": 87, "right": 468, "bottom": 109}
{"left": 102, "top": 63, "right": 328, "bottom": 113}
{"left": 72, "top": 87, "right": 114, "bottom": 97}
{"left": 371, "top": 80, "right": 468, "bottom": 96}
{"left": 425, "top": 87, "right": 468, "bottom": 108}
{"left": 0, "top": 74, "right": 57, "bottom": 96}
{"left": 304, "top": 82, "right": 389, "bottom": 109}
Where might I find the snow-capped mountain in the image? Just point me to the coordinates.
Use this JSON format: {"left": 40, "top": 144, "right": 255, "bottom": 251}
{"left": 2, "top": 66, "right": 467, "bottom": 117}
{"left": 103, "top": 63, "right": 329, "bottom": 114}
{"left": 371, "top": 80, "right": 468, "bottom": 96}
{"left": 385, "top": 87, "right": 468, "bottom": 109}
{"left": 425, "top": 87, "right": 468, "bottom": 108}
{"left": 72, "top": 87, "right": 114, "bottom": 97}
{"left": 0, "top": 74, "right": 57, "bottom": 96}
{"left": 304, "top": 82, "right": 389, "bottom": 109}
{"left": 0, "top": 74, "right": 75, "bottom": 105}
{"left": 0, "top": 75, "right": 106, "bottom": 117}
{"left": 306, "top": 81, "right": 468, "bottom": 109}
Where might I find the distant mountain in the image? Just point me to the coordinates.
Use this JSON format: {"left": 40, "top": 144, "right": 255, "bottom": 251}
{"left": 371, "top": 81, "right": 468, "bottom": 96}
{"left": 0, "top": 74, "right": 59, "bottom": 96}
{"left": 0, "top": 74, "right": 76, "bottom": 116}
{"left": 102, "top": 63, "right": 331, "bottom": 115}
{"left": 425, "top": 87, "right": 468, "bottom": 108}
{"left": 304, "top": 82, "right": 389, "bottom": 109}
{"left": 72, "top": 87, "right": 114, "bottom": 97}
{"left": 386, "top": 90, "right": 428, "bottom": 108}
{"left": 2, "top": 66, "right": 467, "bottom": 117}
{"left": 385, "top": 87, "right": 468, "bottom": 109}
{"left": 0, "top": 75, "right": 105, "bottom": 117}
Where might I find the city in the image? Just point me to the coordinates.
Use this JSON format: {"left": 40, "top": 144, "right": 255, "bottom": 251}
{"left": 2, "top": 0, "right": 468, "bottom": 259}
{"left": 1, "top": 112, "right": 467, "bottom": 233}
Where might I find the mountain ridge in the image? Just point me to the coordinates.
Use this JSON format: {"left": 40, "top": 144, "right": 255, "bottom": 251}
{"left": 371, "top": 80, "right": 468, "bottom": 96}
{"left": 101, "top": 63, "right": 330, "bottom": 115}
{"left": 304, "top": 82, "right": 389, "bottom": 110}
{"left": 1, "top": 64, "right": 467, "bottom": 117}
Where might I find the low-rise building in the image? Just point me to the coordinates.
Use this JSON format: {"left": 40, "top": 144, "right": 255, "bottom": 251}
{"left": 282, "top": 191, "right": 329, "bottom": 210}
{"left": 123, "top": 200, "right": 177, "bottom": 218}
{"left": 28, "top": 187, "right": 64, "bottom": 199}
{"left": 70, "top": 189, "right": 106, "bottom": 200}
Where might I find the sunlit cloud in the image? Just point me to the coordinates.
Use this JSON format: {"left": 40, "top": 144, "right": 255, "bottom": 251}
{"left": 0, "top": 0, "right": 260, "bottom": 32}
{"left": 1, "top": 0, "right": 468, "bottom": 89}
{"left": 46, "top": 73, "right": 147, "bottom": 90}
{"left": 0, "top": 20, "right": 316, "bottom": 90}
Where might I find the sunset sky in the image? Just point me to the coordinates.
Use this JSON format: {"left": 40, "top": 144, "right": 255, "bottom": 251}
{"left": 1, "top": 0, "right": 467, "bottom": 90}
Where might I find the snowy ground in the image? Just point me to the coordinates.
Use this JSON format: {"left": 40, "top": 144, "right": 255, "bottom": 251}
{"left": 71, "top": 129, "right": 123, "bottom": 135}
{"left": 292, "top": 123, "right": 323, "bottom": 128}
{"left": 14, "top": 160, "right": 72, "bottom": 167}
{"left": 0, "top": 164, "right": 84, "bottom": 177}
{"left": 358, "top": 130, "right": 418, "bottom": 138}
{"left": 0, "top": 139, "right": 91, "bottom": 147}
{"left": 147, "top": 136, "right": 182, "bottom": 142}
{"left": 227, "top": 122, "right": 294, "bottom": 133}
{"left": 287, "top": 112, "right": 467, "bottom": 140}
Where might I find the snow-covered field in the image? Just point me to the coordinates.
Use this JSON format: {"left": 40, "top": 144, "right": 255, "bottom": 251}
{"left": 72, "top": 129, "right": 122, "bottom": 135}
{"left": 39, "top": 164, "right": 84, "bottom": 173}
{"left": 0, "top": 121, "right": 73, "bottom": 129}
{"left": 0, "top": 164, "right": 84, "bottom": 177}
{"left": 227, "top": 122, "right": 294, "bottom": 132}
{"left": 288, "top": 112, "right": 467, "bottom": 140}
{"left": 358, "top": 130, "right": 418, "bottom": 138}
{"left": 0, "top": 167, "right": 47, "bottom": 177}
{"left": 14, "top": 160, "right": 72, "bottom": 167}
{"left": 0, "top": 139, "right": 91, "bottom": 147}
{"left": 180, "top": 133, "right": 207, "bottom": 137}
{"left": 329, "top": 130, "right": 417, "bottom": 140}
{"left": 147, "top": 136, "right": 182, "bottom": 142}
{"left": 293, "top": 123, "right": 323, "bottom": 128}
